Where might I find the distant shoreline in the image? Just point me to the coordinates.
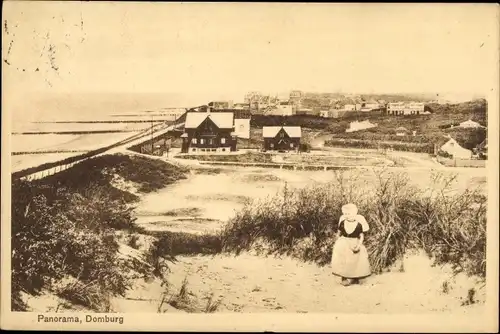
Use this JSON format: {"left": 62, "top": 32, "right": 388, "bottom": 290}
{"left": 12, "top": 130, "right": 138, "bottom": 135}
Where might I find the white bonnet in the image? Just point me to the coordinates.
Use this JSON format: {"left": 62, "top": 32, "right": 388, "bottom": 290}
{"left": 341, "top": 203, "right": 358, "bottom": 216}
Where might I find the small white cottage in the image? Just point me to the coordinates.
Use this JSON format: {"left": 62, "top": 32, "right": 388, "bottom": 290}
{"left": 395, "top": 127, "right": 409, "bottom": 136}
{"left": 459, "top": 119, "right": 483, "bottom": 129}
{"left": 345, "top": 120, "right": 377, "bottom": 133}
{"left": 440, "top": 137, "right": 472, "bottom": 159}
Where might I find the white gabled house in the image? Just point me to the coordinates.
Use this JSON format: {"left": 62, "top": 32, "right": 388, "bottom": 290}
{"left": 345, "top": 120, "right": 377, "bottom": 133}
{"left": 440, "top": 137, "right": 472, "bottom": 159}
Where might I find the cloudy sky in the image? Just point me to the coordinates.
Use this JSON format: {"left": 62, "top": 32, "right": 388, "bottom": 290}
{"left": 2, "top": 2, "right": 498, "bottom": 105}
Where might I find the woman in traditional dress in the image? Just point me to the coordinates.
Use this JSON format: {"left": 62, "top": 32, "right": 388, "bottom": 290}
{"left": 331, "top": 203, "right": 371, "bottom": 286}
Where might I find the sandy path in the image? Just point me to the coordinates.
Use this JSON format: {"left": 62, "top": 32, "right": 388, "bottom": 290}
{"left": 163, "top": 252, "right": 485, "bottom": 314}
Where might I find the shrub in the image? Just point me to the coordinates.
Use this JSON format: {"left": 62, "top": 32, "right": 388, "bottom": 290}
{"left": 127, "top": 234, "right": 141, "bottom": 250}
{"left": 64, "top": 186, "right": 138, "bottom": 231}
{"left": 146, "top": 231, "right": 222, "bottom": 259}
{"left": 446, "top": 127, "right": 487, "bottom": 150}
{"left": 11, "top": 153, "right": 189, "bottom": 311}
{"left": 176, "top": 152, "right": 273, "bottom": 164}
{"left": 220, "top": 171, "right": 368, "bottom": 265}
{"left": 56, "top": 278, "right": 112, "bottom": 312}
{"left": 107, "top": 154, "right": 188, "bottom": 192}
{"left": 11, "top": 187, "right": 134, "bottom": 308}
{"left": 251, "top": 115, "right": 333, "bottom": 130}
{"left": 324, "top": 138, "right": 434, "bottom": 153}
{"left": 204, "top": 293, "right": 222, "bottom": 313}
{"left": 437, "top": 150, "right": 453, "bottom": 159}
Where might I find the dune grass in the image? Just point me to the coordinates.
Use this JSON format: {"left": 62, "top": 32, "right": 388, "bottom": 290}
{"left": 218, "top": 169, "right": 486, "bottom": 278}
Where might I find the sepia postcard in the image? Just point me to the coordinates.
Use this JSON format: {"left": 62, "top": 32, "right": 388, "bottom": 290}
{"left": 1, "top": 1, "right": 499, "bottom": 332}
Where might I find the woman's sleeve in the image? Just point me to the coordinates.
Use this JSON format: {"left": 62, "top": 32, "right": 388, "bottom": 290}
{"left": 338, "top": 215, "right": 345, "bottom": 225}
{"left": 358, "top": 215, "right": 369, "bottom": 232}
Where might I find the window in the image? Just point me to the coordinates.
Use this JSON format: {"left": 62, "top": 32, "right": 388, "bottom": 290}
{"left": 221, "top": 138, "right": 226, "bottom": 144}
{"left": 200, "top": 139, "right": 205, "bottom": 144}
{"left": 270, "top": 143, "right": 274, "bottom": 148}
{"left": 208, "top": 139, "right": 213, "bottom": 145}
{"left": 280, "top": 132, "right": 285, "bottom": 138}
{"left": 192, "top": 138, "right": 197, "bottom": 144}
{"left": 290, "top": 143, "right": 294, "bottom": 148}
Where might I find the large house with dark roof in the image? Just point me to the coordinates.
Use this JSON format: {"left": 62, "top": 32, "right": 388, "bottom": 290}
{"left": 181, "top": 112, "right": 237, "bottom": 153}
{"left": 262, "top": 126, "right": 302, "bottom": 152}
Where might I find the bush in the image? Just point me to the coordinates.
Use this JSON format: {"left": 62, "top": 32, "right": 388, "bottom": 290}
{"left": 146, "top": 231, "right": 222, "bottom": 260}
{"left": 437, "top": 150, "right": 453, "bottom": 159}
{"left": 410, "top": 174, "right": 487, "bottom": 277}
{"left": 11, "top": 153, "right": 189, "bottom": 311}
{"left": 11, "top": 187, "right": 134, "bottom": 307}
{"left": 334, "top": 132, "right": 431, "bottom": 144}
{"left": 251, "top": 115, "right": 333, "bottom": 130}
{"left": 446, "top": 127, "right": 487, "bottom": 151}
{"left": 220, "top": 170, "right": 486, "bottom": 278}
{"left": 324, "top": 138, "right": 434, "bottom": 153}
{"left": 176, "top": 152, "right": 273, "bottom": 163}
{"left": 220, "top": 172, "right": 367, "bottom": 265}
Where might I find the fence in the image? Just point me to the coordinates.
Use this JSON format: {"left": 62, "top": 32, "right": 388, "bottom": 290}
{"left": 12, "top": 117, "right": 187, "bottom": 181}
{"left": 18, "top": 157, "right": 95, "bottom": 182}
{"left": 12, "top": 124, "right": 166, "bottom": 180}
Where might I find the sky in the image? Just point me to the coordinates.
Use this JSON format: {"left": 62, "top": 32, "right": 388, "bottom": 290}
{"left": 2, "top": 2, "right": 499, "bottom": 107}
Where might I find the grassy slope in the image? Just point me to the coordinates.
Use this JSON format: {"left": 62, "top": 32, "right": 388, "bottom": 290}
{"left": 11, "top": 154, "right": 189, "bottom": 311}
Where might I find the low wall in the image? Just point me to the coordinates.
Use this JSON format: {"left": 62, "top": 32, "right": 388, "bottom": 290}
{"left": 197, "top": 160, "right": 351, "bottom": 171}
{"left": 436, "top": 156, "right": 486, "bottom": 168}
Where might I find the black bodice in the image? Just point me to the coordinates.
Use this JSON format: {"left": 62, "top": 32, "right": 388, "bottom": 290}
{"left": 339, "top": 221, "right": 363, "bottom": 238}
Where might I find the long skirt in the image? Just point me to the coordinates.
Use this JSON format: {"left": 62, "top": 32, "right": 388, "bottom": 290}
{"left": 331, "top": 236, "right": 371, "bottom": 279}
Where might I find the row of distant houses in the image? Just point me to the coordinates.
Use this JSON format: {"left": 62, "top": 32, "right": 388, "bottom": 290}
{"left": 180, "top": 110, "right": 302, "bottom": 154}
{"left": 212, "top": 95, "right": 433, "bottom": 118}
